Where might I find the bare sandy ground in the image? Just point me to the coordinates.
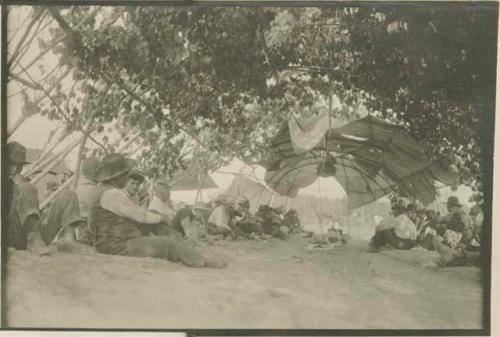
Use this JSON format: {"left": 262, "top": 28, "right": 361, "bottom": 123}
{"left": 5, "top": 236, "right": 482, "bottom": 329}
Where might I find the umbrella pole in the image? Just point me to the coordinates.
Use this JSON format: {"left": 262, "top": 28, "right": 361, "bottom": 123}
{"left": 317, "top": 178, "right": 324, "bottom": 234}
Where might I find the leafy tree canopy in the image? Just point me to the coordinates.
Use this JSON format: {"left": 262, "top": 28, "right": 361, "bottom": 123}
{"left": 22, "top": 4, "right": 497, "bottom": 194}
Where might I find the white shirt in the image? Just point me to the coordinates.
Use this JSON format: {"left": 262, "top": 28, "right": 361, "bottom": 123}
{"left": 393, "top": 214, "right": 417, "bottom": 240}
{"left": 377, "top": 213, "right": 417, "bottom": 240}
{"left": 208, "top": 205, "right": 231, "bottom": 230}
{"left": 148, "top": 196, "right": 176, "bottom": 219}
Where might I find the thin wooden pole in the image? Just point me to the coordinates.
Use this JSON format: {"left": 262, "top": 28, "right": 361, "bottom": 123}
{"left": 27, "top": 128, "right": 69, "bottom": 173}
{"left": 30, "top": 135, "right": 84, "bottom": 186}
{"left": 8, "top": 68, "right": 71, "bottom": 138}
{"left": 26, "top": 133, "right": 79, "bottom": 177}
{"left": 269, "top": 192, "right": 276, "bottom": 207}
{"left": 285, "top": 196, "right": 290, "bottom": 212}
{"left": 317, "top": 178, "right": 324, "bottom": 233}
{"left": 39, "top": 133, "right": 136, "bottom": 209}
{"left": 10, "top": 8, "right": 99, "bottom": 78}
{"left": 7, "top": 8, "right": 44, "bottom": 68}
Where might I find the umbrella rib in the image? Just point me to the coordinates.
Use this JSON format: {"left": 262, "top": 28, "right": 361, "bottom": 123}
{"left": 267, "top": 156, "right": 320, "bottom": 194}
{"left": 337, "top": 159, "right": 399, "bottom": 205}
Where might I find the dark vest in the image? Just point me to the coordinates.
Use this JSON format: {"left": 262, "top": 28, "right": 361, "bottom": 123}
{"left": 88, "top": 184, "right": 141, "bottom": 255}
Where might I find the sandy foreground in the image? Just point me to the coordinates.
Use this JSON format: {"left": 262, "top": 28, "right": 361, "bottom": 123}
{"left": 5, "top": 236, "right": 482, "bottom": 329}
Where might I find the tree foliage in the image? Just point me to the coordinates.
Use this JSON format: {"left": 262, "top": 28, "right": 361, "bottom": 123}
{"left": 35, "top": 4, "right": 497, "bottom": 193}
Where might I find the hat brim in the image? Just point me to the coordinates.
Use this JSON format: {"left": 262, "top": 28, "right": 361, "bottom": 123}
{"left": 96, "top": 166, "right": 132, "bottom": 182}
{"left": 128, "top": 172, "right": 146, "bottom": 182}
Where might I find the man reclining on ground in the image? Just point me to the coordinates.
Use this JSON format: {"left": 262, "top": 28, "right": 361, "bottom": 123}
{"left": 88, "top": 153, "right": 226, "bottom": 268}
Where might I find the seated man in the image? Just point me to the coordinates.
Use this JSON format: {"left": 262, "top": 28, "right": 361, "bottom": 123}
{"left": 256, "top": 205, "right": 288, "bottom": 239}
{"left": 170, "top": 204, "right": 207, "bottom": 240}
{"left": 147, "top": 178, "right": 181, "bottom": 238}
{"left": 5, "top": 142, "right": 42, "bottom": 250}
{"left": 369, "top": 199, "right": 417, "bottom": 252}
{"left": 88, "top": 154, "right": 226, "bottom": 268}
{"left": 431, "top": 196, "right": 474, "bottom": 250}
{"left": 6, "top": 142, "right": 83, "bottom": 253}
{"left": 234, "top": 196, "right": 263, "bottom": 238}
{"left": 426, "top": 196, "right": 479, "bottom": 266}
{"left": 283, "top": 209, "right": 302, "bottom": 234}
{"left": 207, "top": 195, "right": 239, "bottom": 238}
{"left": 148, "top": 178, "right": 176, "bottom": 220}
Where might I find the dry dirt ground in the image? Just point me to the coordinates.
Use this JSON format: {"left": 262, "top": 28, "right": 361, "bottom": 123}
{"left": 5, "top": 236, "right": 483, "bottom": 329}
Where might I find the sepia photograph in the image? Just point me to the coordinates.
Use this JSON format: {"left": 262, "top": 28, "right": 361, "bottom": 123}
{"left": 1, "top": 2, "right": 497, "bottom": 332}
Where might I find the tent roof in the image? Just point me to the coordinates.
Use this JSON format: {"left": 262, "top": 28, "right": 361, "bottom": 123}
{"left": 170, "top": 171, "right": 218, "bottom": 191}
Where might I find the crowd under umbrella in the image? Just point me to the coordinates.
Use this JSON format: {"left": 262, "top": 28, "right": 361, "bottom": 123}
{"left": 264, "top": 115, "right": 459, "bottom": 215}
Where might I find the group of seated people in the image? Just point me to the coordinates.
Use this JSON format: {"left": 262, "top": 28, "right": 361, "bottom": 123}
{"left": 206, "top": 199, "right": 303, "bottom": 240}
{"left": 6, "top": 142, "right": 227, "bottom": 268}
{"left": 5, "top": 141, "right": 304, "bottom": 269}
{"left": 368, "top": 196, "right": 483, "bottom": 266}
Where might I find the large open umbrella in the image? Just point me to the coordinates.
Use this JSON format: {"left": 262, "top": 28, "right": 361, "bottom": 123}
{"left": 264, "top": 115, "right": 457, "bottom": 209}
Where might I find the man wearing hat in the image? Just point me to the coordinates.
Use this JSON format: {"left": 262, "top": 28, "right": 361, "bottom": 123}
{"left": 5, "top": 141, "right": 41, "bottom": 250}
{"left": 368, "top": 199, "right": 417, "bottom": 252}
{"left": 233, "top": 196, "right": 264, "bottom": 238}
{"left": 6, "top": 142, "right": 87, "bottom": 252}
{"left": 88, "top": 153, "right": 226, "bottom": 268}
{"left": 432, "top": 196, "right": 473, "bottom": 249}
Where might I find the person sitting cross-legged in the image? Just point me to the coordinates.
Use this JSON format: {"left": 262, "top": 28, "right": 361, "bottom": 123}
{"left": 88, "top": 154, "right": 227, "bottom": 268}
{"left": 368, "top": 199, "right": 417, "bottom": 253}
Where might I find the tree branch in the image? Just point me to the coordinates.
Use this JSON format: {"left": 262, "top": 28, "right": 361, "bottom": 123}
{"left": 7, "top": 8, "right": 45, "bottom": 68}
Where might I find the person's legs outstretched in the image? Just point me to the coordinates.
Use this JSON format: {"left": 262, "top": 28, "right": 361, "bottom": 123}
{"left": 125, "top": 236, "right": 227, "bottom": 268}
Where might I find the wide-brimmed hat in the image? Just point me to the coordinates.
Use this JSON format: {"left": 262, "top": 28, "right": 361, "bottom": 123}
{"left": 128, "top": 168, "right": 146, "bottom": 183}
{"left": 80, "top": 157, "right": 100, "bottom": 182}
{"left": 447, "top": 196, "right": 462, "bottom": 208}
{"left": 7, "top": 141, "right": 29, "bottom": 165}
{"left": 95, "top": 154, "right": 132, "bottom": 182}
